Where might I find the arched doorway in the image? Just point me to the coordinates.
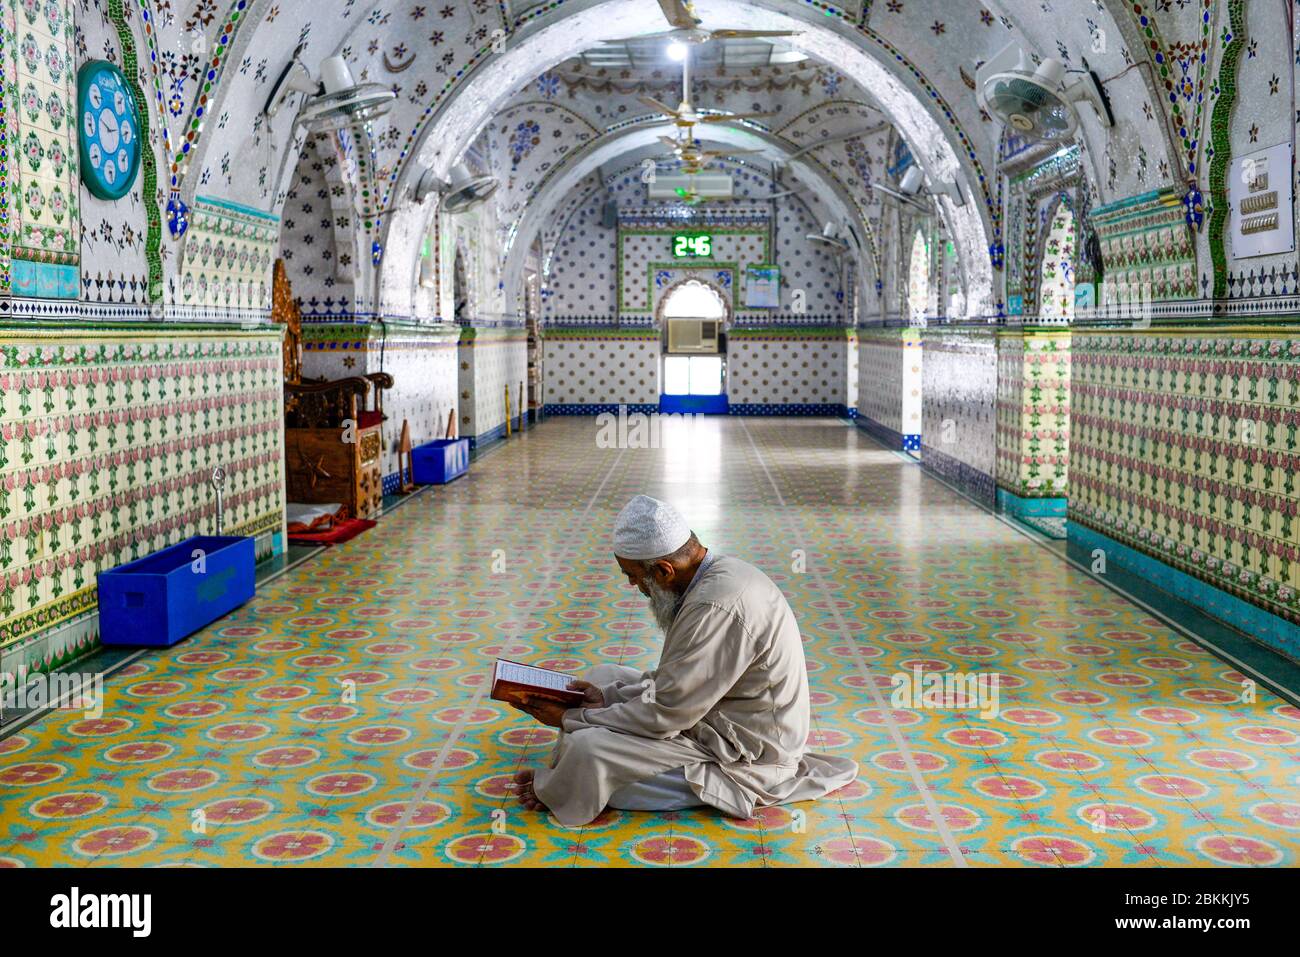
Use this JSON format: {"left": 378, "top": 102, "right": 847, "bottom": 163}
{"left": 659, "top": 279, "right": 728, "bottom": 413}
{"left": 1037, "top": 202, "right": 1076, "bottom": 321}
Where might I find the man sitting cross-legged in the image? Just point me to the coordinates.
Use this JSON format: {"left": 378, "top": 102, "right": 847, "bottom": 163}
{"left": 510, "top": 494, "right": 858, "bottom": 826}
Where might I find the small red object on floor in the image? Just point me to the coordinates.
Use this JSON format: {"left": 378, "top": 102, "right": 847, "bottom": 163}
{"left": 287, "top": 517, "right": 377, "bottom": 546}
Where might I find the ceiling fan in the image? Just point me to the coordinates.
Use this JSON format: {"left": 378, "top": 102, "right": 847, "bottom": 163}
{"left": 609, "top": 0, "right": 801, "bottom": 47}
{"left": 658, "top": 135, "right": 759, "bottom": 173}
{"left": 640, "top": 40, "right": 774, "bottom": 138}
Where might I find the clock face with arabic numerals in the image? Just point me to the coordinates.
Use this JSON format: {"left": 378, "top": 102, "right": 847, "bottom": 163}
{"left": 77, "top": 60, "right": 141, "bottom": 201}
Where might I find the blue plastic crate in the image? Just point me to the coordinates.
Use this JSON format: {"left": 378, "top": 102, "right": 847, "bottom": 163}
{"left": 412, "top": 438, "right": 470, "bottom": 484}
{"left": 96, "top": 535, "right": 256, "bottom": 647}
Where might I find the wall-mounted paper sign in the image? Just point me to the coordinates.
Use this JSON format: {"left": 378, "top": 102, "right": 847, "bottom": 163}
{"left": 745, "top": 265, "right": 781, "bottom": 308}
{"left": 1006, "top": 294, "right": 1024, "bottom": 316}
{"left": 1229, "top": 142, "right": 1295, "bottom": 260}
{"left": 1074, "top": 282, "right": 1095, "bottom": 309}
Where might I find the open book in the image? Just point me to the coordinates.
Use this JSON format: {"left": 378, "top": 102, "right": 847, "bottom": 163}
{"left": 491, "top": 659, "right": 586, "bottom": 707}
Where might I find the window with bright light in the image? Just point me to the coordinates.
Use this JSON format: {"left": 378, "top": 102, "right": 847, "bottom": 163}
{"left": 662, "top": 280, "right": 726, "bottom": 319}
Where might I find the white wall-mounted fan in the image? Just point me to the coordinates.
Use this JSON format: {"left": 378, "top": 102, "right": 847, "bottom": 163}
{"left": 264, "top": 53, "right": 396, "bottom": 129}
{"left": 976, "top": 42, "right": 1113, "bottom": 142}
{"left": 806, "top": 221, "right": 856, "bottom": 254}
{"left": 412, "top": 162, "right": 499, "bottom": 213}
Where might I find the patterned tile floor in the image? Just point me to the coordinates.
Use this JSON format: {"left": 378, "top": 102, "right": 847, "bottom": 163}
{"left": 1, "top": 417, "right": 1298, "bottom": 867}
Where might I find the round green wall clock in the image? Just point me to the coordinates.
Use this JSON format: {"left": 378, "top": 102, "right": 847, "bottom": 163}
{"left": 77, "top": 60, "right": 142, "bottom": 201}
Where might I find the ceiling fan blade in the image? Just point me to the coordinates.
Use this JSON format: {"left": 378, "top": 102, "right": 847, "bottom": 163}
{"left": 707, "top": 29, "right": 801, "bottom": 39}
{"left": 700, "top": 148, "right": 761, "bottom": 158}
{"left": 659, "top": 135, "right": 683, "bottom": 149}
{"left": 752, "top": 187, "right": 811, "bottom": 199}
{"left": 699, "top": 111, "right": 776, "bottom": 122}
{"left": 657, "top": 0, "right": 700, "bottom": 30}
{"left": 601, "top": 30, "right": 678, "bottom": 43}
{"left": 639, "top": 96, "right": 682, "bottom": 118}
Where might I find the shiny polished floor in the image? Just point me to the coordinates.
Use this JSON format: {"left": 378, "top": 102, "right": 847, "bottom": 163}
{"left": 1, "top": 417, "right": 1297, "bottom": 866}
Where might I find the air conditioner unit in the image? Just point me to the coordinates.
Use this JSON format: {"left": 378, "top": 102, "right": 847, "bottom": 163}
{"left": 667, "top": 319, "right": 721, "bottom": 354}
{"left": 648, "top": 174, "right": 733, "bottom": 201}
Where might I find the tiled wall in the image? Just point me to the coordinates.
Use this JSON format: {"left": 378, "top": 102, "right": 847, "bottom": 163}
{"left": 0, "top": 325, "right": 286, "bottom": 685}
{"left": 995, "top": 329, "right": 1071, "bottom": 501}
{"left": 543, "top": 329, "right": 660, "bottom": 409}
{"left": 727, "top": 327, "right": 855, "bottom": 412}
{"left": 300, "top": 321, "right": 460, "bottom": 487}
{"left": 1069, "top": 326, "right": 1300, "bottom": 657}
{"left": 7, "top": 0, "right": 79, "bottom": 298}
{"left": 458, "top": 327, "right": 529, "bottom": 445}
{"left": 921, "top": 326, "right": 998, "bottom": 504}
{"left": 855, "top": 326, "right": 922, "bottom": 448}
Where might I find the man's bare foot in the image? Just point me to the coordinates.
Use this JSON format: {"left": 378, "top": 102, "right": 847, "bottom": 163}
{"left": 512, "top": 769, "right": 548, "bottom": 812}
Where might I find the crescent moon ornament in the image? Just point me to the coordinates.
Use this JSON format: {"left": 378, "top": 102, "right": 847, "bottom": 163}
{"left": 384, "top": 50, "right": 416, "bottom": 73}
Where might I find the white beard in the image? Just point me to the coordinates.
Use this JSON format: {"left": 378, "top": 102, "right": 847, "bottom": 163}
{"left": 645, "top": 578, "right": 682, "bottom": 633}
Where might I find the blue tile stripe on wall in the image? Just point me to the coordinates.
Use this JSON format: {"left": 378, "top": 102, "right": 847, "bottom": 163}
{"left": 1067, "top": 523, "right": 1300, "bottom": 663}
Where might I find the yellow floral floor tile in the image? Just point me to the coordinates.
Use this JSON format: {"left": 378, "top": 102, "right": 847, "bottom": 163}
{"left": 1, "top": 418, "right": 1297, "bottom": 867}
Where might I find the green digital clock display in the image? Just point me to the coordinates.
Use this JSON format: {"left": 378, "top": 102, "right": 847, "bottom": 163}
{"left": 673, "top": 234, "right": 713, "bottom": 258}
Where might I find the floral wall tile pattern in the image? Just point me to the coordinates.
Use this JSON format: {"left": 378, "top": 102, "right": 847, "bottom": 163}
{"left": 0, "top": 326, "right": 286, "bottom": 655}
{"left": 174, "top": 196, "right": 278, "bottom": 312}
{"left": 1070, "top": 328, "right": 1300, "bottom": 629}
{"left": 1089, "top": 187, "right": 1196, "bottom": 304}
{"left": 995, "top": 329, "right": 1071, "bottom": 499}
{"left": 6, "top": 0, "right": 80, "bottom": 297}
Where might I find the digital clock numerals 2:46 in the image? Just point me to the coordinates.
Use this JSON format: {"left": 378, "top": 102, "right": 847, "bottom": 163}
{"left": 674, "top": 234, "right": 712, "bottom": 257}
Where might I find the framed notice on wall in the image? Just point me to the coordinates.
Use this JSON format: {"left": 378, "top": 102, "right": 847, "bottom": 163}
{"left": 744, "top": 265, "right": 780, "bottom": 308}
{"left": 1229, "top": 142, "right": 1295, "bottom": 260}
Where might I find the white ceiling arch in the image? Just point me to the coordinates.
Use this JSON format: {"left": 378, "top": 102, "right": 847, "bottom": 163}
{"left": 493, "top": 121, "right": 874, "bottom": 319}
{"left": 378, "top": 0, "right": 993, "bottom": 318}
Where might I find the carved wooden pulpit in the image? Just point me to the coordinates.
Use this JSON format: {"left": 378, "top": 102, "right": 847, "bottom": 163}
{"left": 275, "top": 257, "right": 391, "bottom": 520}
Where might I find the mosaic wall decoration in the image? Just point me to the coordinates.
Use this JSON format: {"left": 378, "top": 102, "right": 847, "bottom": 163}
{"left": 1089, "top": 187, "right": 1197, "bottom": 304}
{"left": 1036, "top": 205, "right": 1077, "bottom": 321}
{"left": 5, "top": 0, "right": 80, "bottom": 298}
{"left": 457, "top": 326, "right": 528, "bottom": 444}
{"left": 995, "top": 329, "right": 1071, "bottom": 500}
{"left": 545, "top": 163, "right": 845, "bottom": 324}
{"left": 855, "top": 326, "right": 921, "bottom": 448}
{"left": 174, "top": 195, "right": 277, "bottom": 311}
{"left": 727, "top": 327, "right": 854, "bottom": 409}
{"left": 1070, "top": 326, "right": 1300, "bottom": 640}
{"left": 1219, "top": 0, "right": 1297, "bottom": 302}
{"left": 542, "top": 328, "right": 660, "bottom": 408}
{"left": 278, "top": 136, "right": 356, "bottom": 316}
{"left": 921, "top": 325, "right": 997, "bottom": 505}
{"left": 1002, "top": 146, "right": 1093, "bottom": 320}
{"left": 300, "top": 320, "right": 460, "bottom": 487}
{"left": 0, "top": 324, "right": 285, "bottom": 661}
{"left": 619, "top": 227, "right": 766, "bottom": 315}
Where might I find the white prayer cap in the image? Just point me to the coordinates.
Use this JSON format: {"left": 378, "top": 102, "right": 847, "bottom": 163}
{"left": 612, "top": 495, "right": 691, "bottom": 560}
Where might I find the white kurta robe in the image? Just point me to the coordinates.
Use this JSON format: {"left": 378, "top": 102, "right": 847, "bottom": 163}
{"left": 532, "top": 554, "right": 859, "bottom": 826}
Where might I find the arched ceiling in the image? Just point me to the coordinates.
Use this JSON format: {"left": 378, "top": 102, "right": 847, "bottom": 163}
{"left": 142, "top": 0, "right": 1195, "bottom": 315}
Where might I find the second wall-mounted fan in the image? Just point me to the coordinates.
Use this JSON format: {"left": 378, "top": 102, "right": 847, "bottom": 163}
{"left": 976, "top": 42, "right": 1113, "bottom": 142}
